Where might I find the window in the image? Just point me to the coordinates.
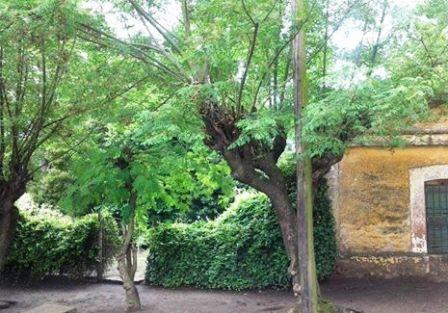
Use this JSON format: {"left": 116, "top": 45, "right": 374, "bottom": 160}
{"left": 425, "top": 179, "right": 448, "bottom": 254}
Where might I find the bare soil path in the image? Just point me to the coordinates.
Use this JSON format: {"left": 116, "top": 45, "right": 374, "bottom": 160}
{"left": 1, "top": 277, "right": 447, "bottom": 313}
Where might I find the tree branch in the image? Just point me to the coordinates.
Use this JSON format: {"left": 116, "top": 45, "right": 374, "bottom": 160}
{"left": 127, "top": 0, "right": 182, "bottom": 54}
{"left": 236, "top": 22, "right": 259, "bottom": 115}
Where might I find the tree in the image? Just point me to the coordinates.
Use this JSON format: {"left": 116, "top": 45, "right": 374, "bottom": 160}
{"left": 78, "top": 0, "right": 345, "bottom": 289}
{"left": 78, "top": 0, "right": 435, "bottom": 292}
{"left": 63, "top": 87, "right": 220, "bottom": 310}
{"left": 0, "top": 0, "right": 82, "bottom": 270}
{"left": 0, "top": 0, "right": 151, "bottom": 271}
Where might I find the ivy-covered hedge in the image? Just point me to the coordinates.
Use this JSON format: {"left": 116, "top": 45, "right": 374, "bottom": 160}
{"left": 146, "top": 180, "right": 337, "bottom": 290}
{"left": 2, "top": 210, "right": 119, "bottom": 282}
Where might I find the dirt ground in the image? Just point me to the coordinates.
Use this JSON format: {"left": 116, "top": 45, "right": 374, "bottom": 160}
{"left": 1, "top": 277, "right": 448, "bottom": 313}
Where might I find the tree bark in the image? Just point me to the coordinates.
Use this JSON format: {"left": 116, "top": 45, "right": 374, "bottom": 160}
{"left": 117, "top": 245, "right": 140, "bottom": 312}
{"left": 0, "top": 200, "right": 19, "bottom": 273}
{"left": 97, "top": 211, "right": 104, "bottom": 281}
{"left": 292, "top": 0, "right": 319, "bottom": 312}
{"left": 0, "top": 181, "right": 25, "bottom": 273}
{"left": 117, "top": 192, "right": 141, "bottom": 312}
{"left": 263, "top": 179, "right": 300, "bottom": 294}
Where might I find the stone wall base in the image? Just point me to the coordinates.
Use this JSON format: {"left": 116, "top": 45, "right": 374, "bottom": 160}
{"left": 335, "top": 254, "right": 448, "bottom": 282}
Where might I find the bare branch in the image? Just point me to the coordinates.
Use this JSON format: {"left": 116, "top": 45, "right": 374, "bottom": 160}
{"left": 181, "top": 0, "right": 191, "bottom": 36}
{"left": 77, "top": 22, "right": 189, "bottom": 82}
{"left": 367, "top": 0, "right": 388, "bottom": 76}
{"left": 241, "top": 0, "right": 256, "bottom": 25}
{"left": 307, "top": 0, "right": 373, "bottom": 62}
{"left": 261, "top": 0, "right": 279, "bottom": 24}
{"left": 127, "top": 0, "right": 182, "bottom": 54}
{"left": 237, "top": 22, "right": 259, "bottom": 115}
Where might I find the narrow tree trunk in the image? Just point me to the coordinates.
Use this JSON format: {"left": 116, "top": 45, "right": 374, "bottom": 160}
{"left": 292, "top": 0, "right": 319, "bottom": 312}
{"left": 117, "top": 192, "right": 141, "bottom": 312}
{"left": 97, "top": 211, "right": 104, "bottom": 281}
{"left": 368, "top": 0, "right": 388, "bottom": 76}
{"left": 117, "top": 246, "right": 140, "bottom": 312}
{"left": 0, "top": 197, "right": 19, "bottom": 273}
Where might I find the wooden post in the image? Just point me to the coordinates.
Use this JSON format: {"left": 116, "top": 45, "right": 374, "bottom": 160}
{"left": 292, "top": 0, "right": 319, "bottom": 312}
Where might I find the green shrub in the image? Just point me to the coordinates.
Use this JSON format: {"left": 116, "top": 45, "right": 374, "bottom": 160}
{"left": 146, "top": 180, "right": 337, "bottom": 290}
{"left": 313, "top": 180, "right": 338, "bottom": 280}
{"left": 2, "top": 210, "right": 119, "bottom": 282}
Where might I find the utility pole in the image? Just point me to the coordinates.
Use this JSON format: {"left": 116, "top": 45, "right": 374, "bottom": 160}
{"left": 292, "top": 0, "right": 319, "bottom": 311}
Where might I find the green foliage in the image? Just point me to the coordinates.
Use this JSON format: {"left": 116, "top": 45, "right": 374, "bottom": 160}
{"left": 146, "top": 179, "right": 336, "bottom": 290}
{"left": 29, "top": 169, "right": 74, "bottom": 207}
{"left": 2, "top": 210, "right": 119, "bottom": 282}
{"left": 146, "top": 194, "right": 290, "bottom": 290}
{"left": 313, "top": 181, "right": 338, "bottom": 278}
{"left": 148, "top": 148, "right": 235, "bottom": 225}
{"left": 61, "top": 84, "right": 235, "bottom": 226}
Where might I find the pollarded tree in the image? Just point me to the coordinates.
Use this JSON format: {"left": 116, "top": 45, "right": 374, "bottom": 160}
{"left": 78, "top": 0, "right": 349, "bottom": 289}
{"left": 79, "top": 0, "right": 436, "bottom": 291}
{"left": 0, "top": 0, "right": 84, "bottom": 269}
{"left": 0, "top": 0, "right": 151, "bottom": 271}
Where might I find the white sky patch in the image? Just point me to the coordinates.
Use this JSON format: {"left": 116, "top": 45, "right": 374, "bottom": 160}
{"left": 82, "top": 0, "right": 424, "bottom": 49}
{"left": 391, "top": 0, "right": 425, "bottom": 8}
{"left": 372, "top": 66, "right": 389, "bottom": 79}
{"left": 331, "top": 0, "right": 424, "bottom": 51}
{"left": 81, "top": 0, "right": 181, "bottom": 41}
{"left": 81, "top": 0, "right": 423, "bottom": 89}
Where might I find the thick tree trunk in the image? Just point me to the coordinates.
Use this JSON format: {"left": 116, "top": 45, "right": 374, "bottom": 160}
{"left": 201, "top": 104, "right": 301, "bottom": 292}
{"left": 266, "top": 185, "right": 300, "bottom": 294}
{"left": 0, "top": 181, "right": 24, "bottom": 273}
{"left": 0, "top": 200, "right": 18, "bottom": 272}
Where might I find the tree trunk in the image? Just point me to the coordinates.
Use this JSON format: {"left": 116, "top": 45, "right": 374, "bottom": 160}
{"left": 292, "top": 0, "right": 319, "bottom": 312}
{"left": 117, "top": 191, "right": 141, "bottom": 312}
{"left": 0, "top": 192, "right": 20, "bottom": 273}
{"left": 117, "top": 245, "right": 140, "bottom": 312}
{"left": 265, "top": 181, "right": 300, "bottom": 294}
{"left": 201, "top": 104, "right": 301, "bottom": 292}
{"left": 97, "top": 211, "right": 104, "bottom": 281}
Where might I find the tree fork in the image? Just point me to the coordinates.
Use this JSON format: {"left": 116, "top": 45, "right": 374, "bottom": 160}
{"left": 201, "top": 104, "right": 301, "bottom": 290}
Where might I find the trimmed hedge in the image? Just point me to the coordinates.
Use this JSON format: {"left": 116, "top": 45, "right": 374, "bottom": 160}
{"left": 146, "top": 180, "right": 337, "bottom": 290}
{"left": 2, "top": 210, "right": 119, "bottom": 282}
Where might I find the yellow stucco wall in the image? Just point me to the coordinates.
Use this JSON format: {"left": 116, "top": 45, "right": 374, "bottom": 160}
{"left": 334, "top": 146, "right": 448, "bottom": 255}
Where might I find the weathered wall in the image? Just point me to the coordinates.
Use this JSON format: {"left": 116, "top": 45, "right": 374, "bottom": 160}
{"left": 329, "top": 146, "right": 448, "bottom": 255}
{"left": 335, "top": 255, "right": 448, "bottom": 281}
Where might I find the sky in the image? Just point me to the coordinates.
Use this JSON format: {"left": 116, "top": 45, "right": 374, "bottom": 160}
{"left": 83, "top": 0, "right": 425, "bottom": 49}
{"left": 82, "top": 0, "right": 180, "bottom": 41}
{"left": 81, "top": 0, "right": 427, "bottom": 88}
{"left": 332, "top": 0, "right": 425, "bottom": 50}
